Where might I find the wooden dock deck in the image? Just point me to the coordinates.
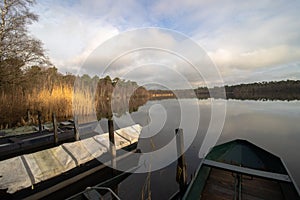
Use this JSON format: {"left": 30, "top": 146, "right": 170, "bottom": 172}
{"left": 0, "top": 124, "right": 142, "bottom": 196}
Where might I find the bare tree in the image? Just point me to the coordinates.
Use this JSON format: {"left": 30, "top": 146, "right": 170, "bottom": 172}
{"left": 0, "top": 0, "right": 48, "bottom": 67}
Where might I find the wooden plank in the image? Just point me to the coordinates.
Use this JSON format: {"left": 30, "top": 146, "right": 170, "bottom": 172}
{"left": 242, "top": 174, "right": 284, "bottom": 200}
{"left": 60, "top": 121, "right": 73, "bottom": 126}
{"left": 203, "top": 159, "right": 291, "bottom": 182}
{"left": 22, "top": 133, "right": 53, "bottom": 141}
{"left": 9, "top": 137, "right": 22, "bottom": 144}
{"left": 201, "top": 168, "right": 235, "bottom": 200}
{"left": 115, "top": 131, "right": 132, "bottom": 144}
{"left": 202, "top": 168, "right": 286, "bottom": 200}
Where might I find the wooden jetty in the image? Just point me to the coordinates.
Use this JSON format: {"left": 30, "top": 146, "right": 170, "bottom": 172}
{"left": 0, "top": 124, "right": 142, "bottom": 199}
{"left": 182, "top": 139, "right": 300, "bottom": 200}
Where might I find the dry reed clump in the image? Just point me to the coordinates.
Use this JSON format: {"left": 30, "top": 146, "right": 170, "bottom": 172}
{"left": 0, "top": 85, "right": 76, "bottom": 128}
{"left": 28, "top": 85, "right": 74, "bottom": 121}
{"left": 0, "top": 90, "right": 27, "bottom": 128}
{"left": 73, "top": 86, "right": 97, "bottom": 124}
{"left": 0, "top": 80, "right": 150, "bottom": 128}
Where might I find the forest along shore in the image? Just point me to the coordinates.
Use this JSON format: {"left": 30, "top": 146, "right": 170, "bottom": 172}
{"left": 149, "top": 80, "right": 300, "bottom": 100}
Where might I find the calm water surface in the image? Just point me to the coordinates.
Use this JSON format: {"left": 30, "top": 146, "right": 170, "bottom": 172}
{"left": 98, "top": 99, "right": 300, "bottom": 199}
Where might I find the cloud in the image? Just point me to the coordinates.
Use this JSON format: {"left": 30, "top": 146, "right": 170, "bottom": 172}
{"left": 30, "top": 0, "right": 120, "bottom": 73}
{"left": 208, "top": 45, "right": 300, "bottom": 71}
{"left": 28, "top": 0, "right": 300, "bottom": 86}
{"left": 79, "top": 28, "right": 222, "bottom": 88}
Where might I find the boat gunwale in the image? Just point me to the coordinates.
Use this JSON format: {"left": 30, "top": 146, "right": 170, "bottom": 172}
{"left": 181, "top": 158, "right": 206, "bottom": 200}
{"left": 281, "top": 157, "right": 300, "bottom": 195}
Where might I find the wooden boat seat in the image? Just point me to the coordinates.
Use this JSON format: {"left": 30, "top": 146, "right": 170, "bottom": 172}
{"left": 203, "top": 159, "right": 291, "bottom": 182}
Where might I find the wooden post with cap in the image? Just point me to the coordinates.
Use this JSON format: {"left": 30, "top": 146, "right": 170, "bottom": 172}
{"left": 38, "top": 111, "right": 42, "bottom": 133}
{"left": 175, "top": 128, "right": 187, "bottom": 195}
{"left": 52, "top": 112, "right": 58, "bottom": 145}
{"left": 108, "top": 118, "right": 118, "bottom": 199}
{"left": 108, "top": 119, "right": 116, "bottom": 169}
{"left": 74, "top": 116, "right": 79, "bottom": 141}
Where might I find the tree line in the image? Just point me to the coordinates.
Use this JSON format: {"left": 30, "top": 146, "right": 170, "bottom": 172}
{"left": 194, "top": 80, "right": 300, "bottom": 100}
{"left": 223, "top": 80, "right": 300, "bottom": 100}
{"left": 149, "top": 80, "right": 300, "bottom": 101}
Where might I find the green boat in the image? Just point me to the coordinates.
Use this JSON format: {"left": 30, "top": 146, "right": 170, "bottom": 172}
{"left": 183, "top": 139, "right": 300, "bottom": 200}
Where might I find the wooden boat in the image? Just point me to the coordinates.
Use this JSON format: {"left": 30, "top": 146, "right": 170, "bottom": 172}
{"left": 0, "top": 120, "right": 108, "bottom": 161}
{"left": 183, "top": 139, "right": 300, "bottom": 200}
{"left": 0, "top": 124, "right": 142, "bottom": 200}
{"left": 0, "top": 121, "right": 78, "bottom": 161}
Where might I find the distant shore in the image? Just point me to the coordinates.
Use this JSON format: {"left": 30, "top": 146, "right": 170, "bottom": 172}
{"left": 149, "top": 80, "right": 300, "bottom": 101}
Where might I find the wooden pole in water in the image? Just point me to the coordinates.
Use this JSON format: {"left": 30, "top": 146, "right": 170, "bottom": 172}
{"left": 27, "top": 109, "right": 32, "bottom": 125}
{"left": 175, "top": 128, "right": 187, "bottom": 195}
{"left": 52, "top": 113, "right": 58, "bottom": 144}
{"left": 108, "top": 118, "right": 118, "bottom": 199}
{"left": 74, "top": 116, "right": 79, "bottom": 141}
{"left": 38, "top": 111, "right": 42, "bottom": 133}
{"left": 108, "top": 119, "right": 116, "bottom": 170}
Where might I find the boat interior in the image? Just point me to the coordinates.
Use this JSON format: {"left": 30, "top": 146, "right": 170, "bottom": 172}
{"left": 184, "top": 140, "right": 300, "bottom": 200}
{"left": 201, "top": 166, "right": 299, "bottom": 200}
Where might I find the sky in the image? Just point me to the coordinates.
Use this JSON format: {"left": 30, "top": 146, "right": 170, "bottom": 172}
{"left": 29, "top": 0, "right": 300, "bottom": 88}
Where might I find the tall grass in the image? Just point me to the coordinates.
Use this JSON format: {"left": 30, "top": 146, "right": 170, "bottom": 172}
{"left": 0, "top": 85, "right": 74, "bottom": 128}
{"left": 0, "top": 82, "right": 150, "bottom": 129}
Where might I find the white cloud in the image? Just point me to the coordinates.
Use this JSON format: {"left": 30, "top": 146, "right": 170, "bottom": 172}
{"left": 208, "top": 45, "right": 300, "bottom": 72}
{"left": 28, "top": 0, "right": 300, "bottom": 86}
{"left": 30, "top": 1, "right": 119, "bottom": 73}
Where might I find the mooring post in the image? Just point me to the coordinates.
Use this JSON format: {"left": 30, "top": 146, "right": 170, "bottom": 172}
{"left": 175, "top": 128, "right": 187, "bottom": 195}
{"left": 108, "top": 118, "right": 118, "bottom": 200}
{"left": 111, "top": 184, "right": 119, "bottom": 200}
{"left": 38, "top": 111, "right": 42, "bottom": 133}
{"left": 27, "top": 109, "right": 32, "bottom": 124}
{"left": 108, "top": 119, "right": 116, "bottom": 170}
{"left": 52, "top": 112, "right": 58, "bottom": 144}
{"left": 74, "top": 116, "right": 79, "bottom": 141}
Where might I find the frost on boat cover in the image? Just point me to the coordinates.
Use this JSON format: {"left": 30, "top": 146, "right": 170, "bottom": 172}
{"left": 0, "top": 124, "right": 142, "bottom": 193}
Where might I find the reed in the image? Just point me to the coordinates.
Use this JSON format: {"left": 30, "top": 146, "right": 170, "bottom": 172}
{"left": 0, "top": 81, "right": 149, "bottom": 129}
{"left": 0, "top": 85, "right": 74, "bottom": 128}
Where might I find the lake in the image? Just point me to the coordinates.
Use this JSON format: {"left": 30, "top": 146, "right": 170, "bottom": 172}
{"left": 95, "top": 98, "right": 300, "bottom": 199}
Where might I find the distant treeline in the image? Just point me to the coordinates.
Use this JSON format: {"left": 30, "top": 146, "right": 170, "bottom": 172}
{"left": 150, "top": 80, "right": 300, "bottom": 100}
{"left": 0, "top": 65, "right": 149, "bottom": 128}
{"left": 223, "top": 80, "right": 300, "bottom": 100}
